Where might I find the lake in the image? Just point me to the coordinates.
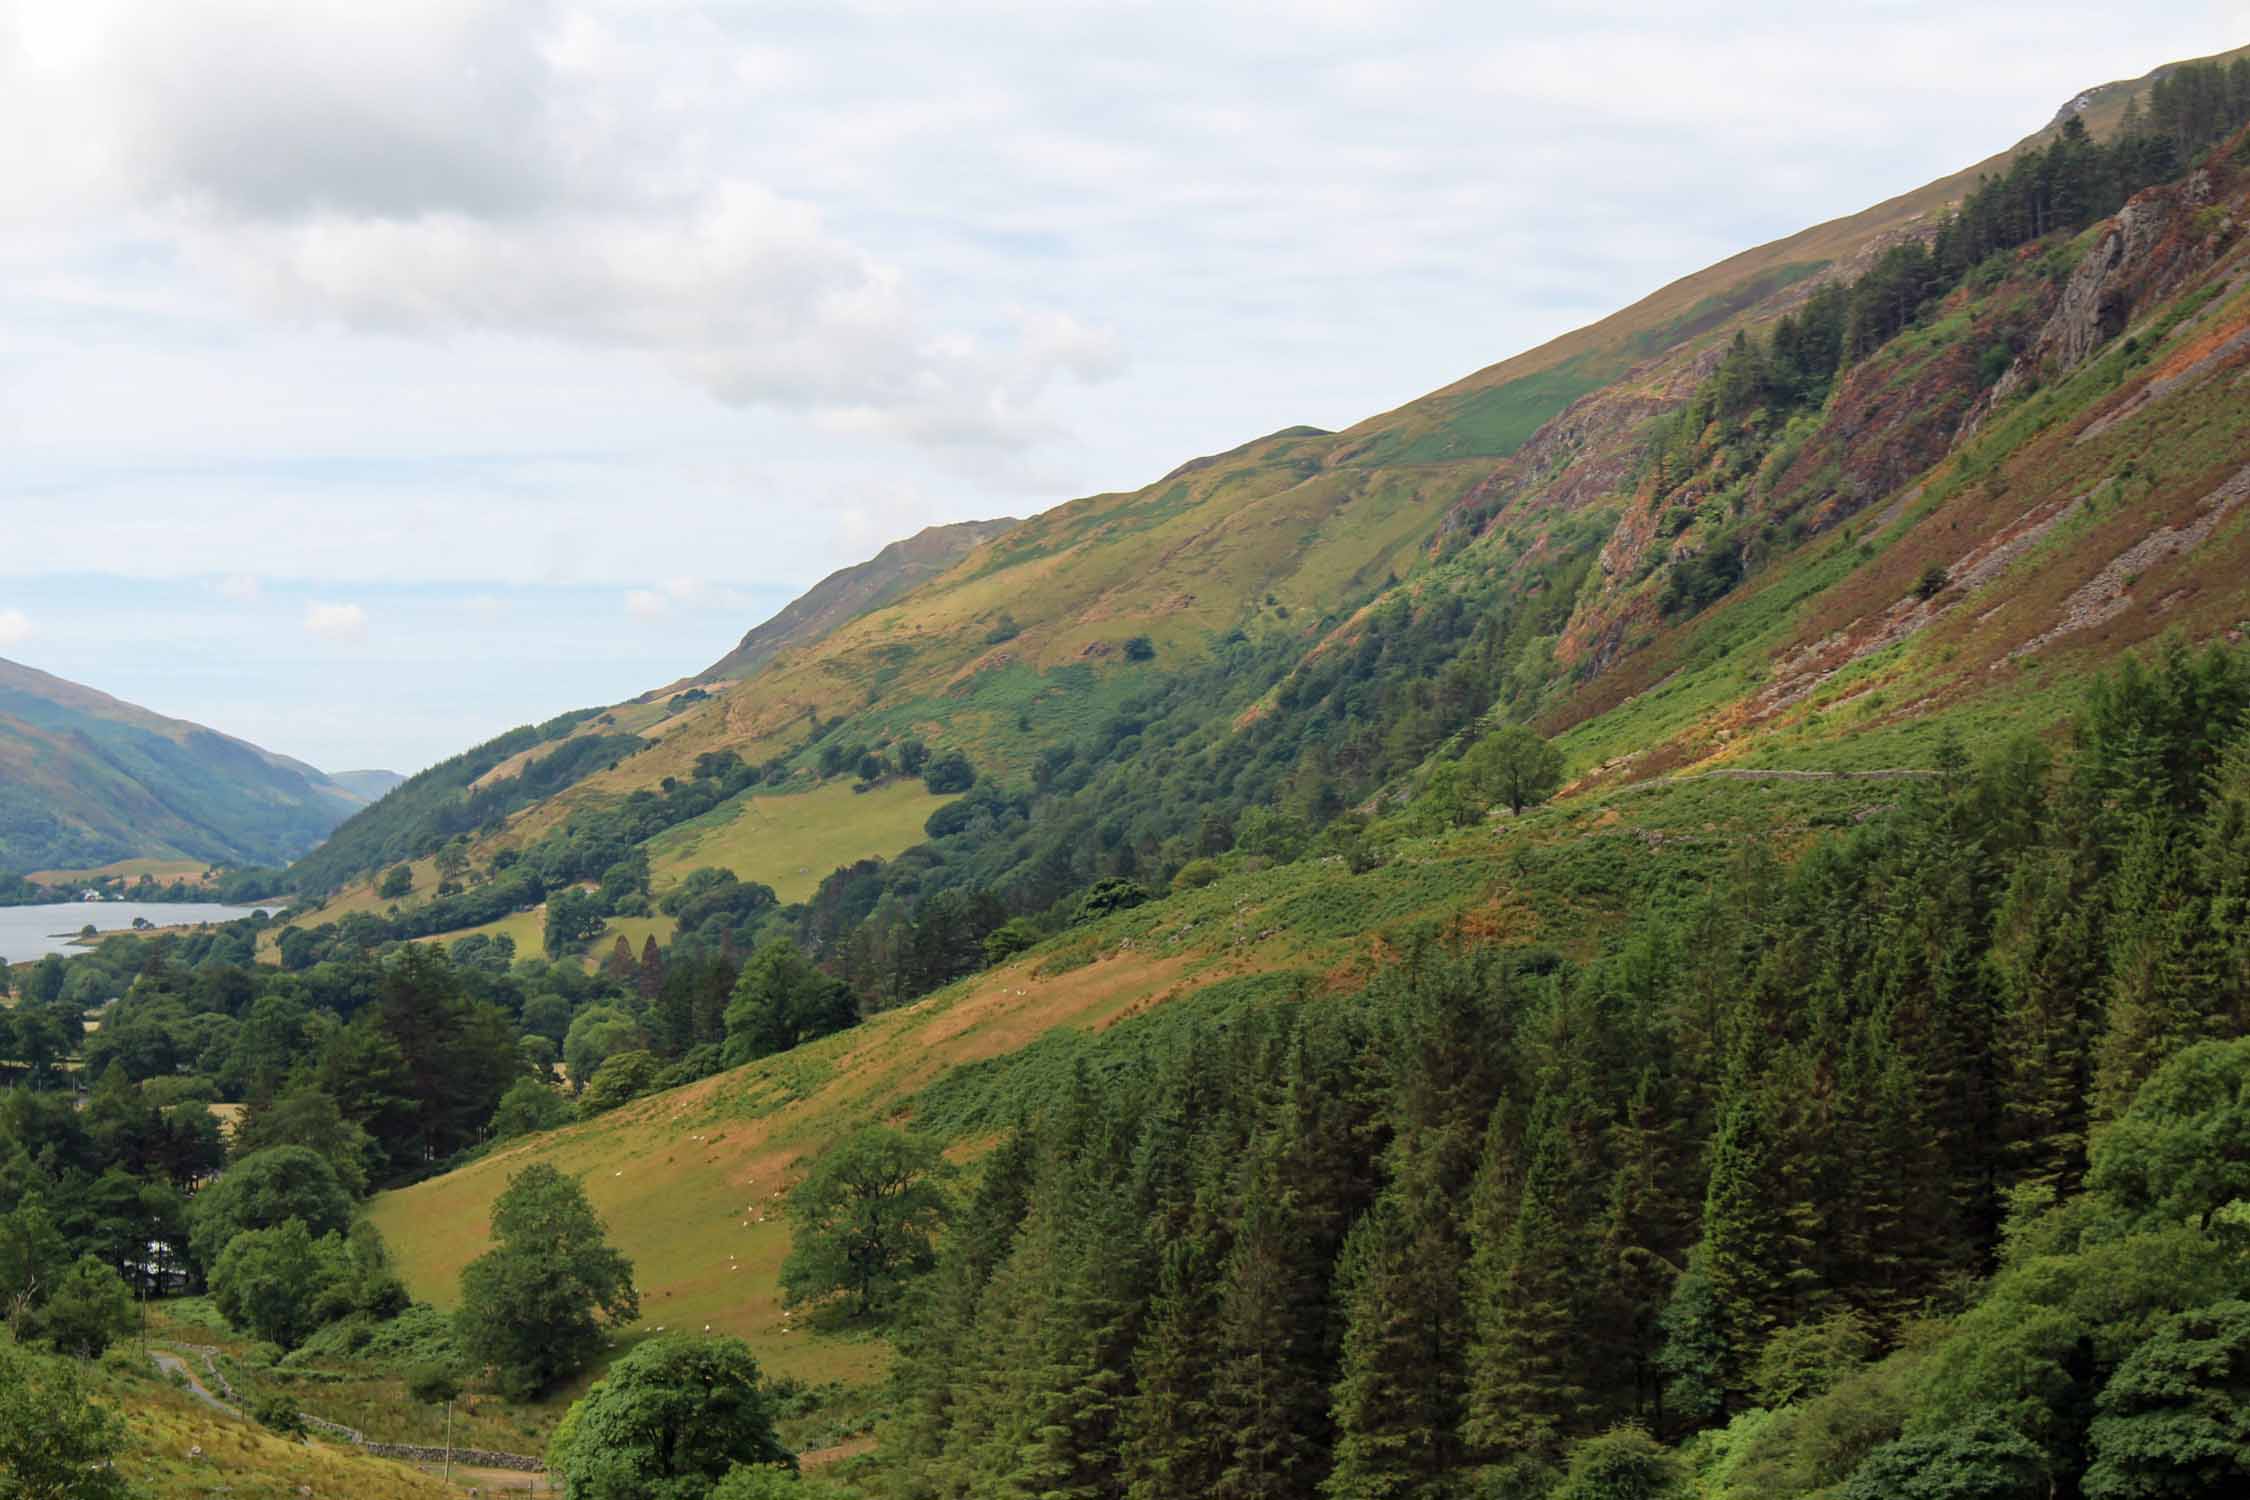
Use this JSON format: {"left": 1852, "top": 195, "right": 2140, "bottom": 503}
{"left": 0, "top": 901, "right": 276, "bottom": 962}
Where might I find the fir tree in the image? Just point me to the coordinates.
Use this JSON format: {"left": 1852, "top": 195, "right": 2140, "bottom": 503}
{"left": 1463, "top": 1100, "right": 1590, "bottom": 1462}
{"left": 1324, "top": 1188, "right": 1471, "bottom": 1500}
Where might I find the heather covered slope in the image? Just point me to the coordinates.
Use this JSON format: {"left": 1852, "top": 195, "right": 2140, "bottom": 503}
{"left": 0, "top": 656, "right": 373, "bottom": 872}
{"left": 295, "top": 49, "right": 2243, "bottom": 915}
{"left": 281, "top": 49, "right": 2250, "bottom": 1019}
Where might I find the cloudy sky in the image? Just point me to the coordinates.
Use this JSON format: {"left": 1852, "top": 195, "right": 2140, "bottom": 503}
{"left": 2, "top": 1, "right": 2244, "bottom": 773}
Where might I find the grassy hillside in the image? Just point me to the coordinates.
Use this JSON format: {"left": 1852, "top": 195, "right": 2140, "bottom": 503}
{"left": 355, "top": 54, "right": 2250, "bottom": 1462}
{"left": 696, "top": 518, "right": 1021, "bottom": 684}
{"left": 0, "top": 656, "right": 371, "bottom": 874}
{"left": 42, "top": 1347, "right": 456, "bottom": 1500}
{"left": 368, "top": 770, "right": 1913, "bottom": 1370}
{"left": 644, "top": 780, "right": 962, "bottom": 907}
{"left": 292, "top": 49, "right": 2250, "bottom": 940}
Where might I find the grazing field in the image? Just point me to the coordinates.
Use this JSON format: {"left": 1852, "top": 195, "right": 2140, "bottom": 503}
{"left": 367, "top": 933, "right": 1257, "bottom": 1386}
{"left": 27, "top": 856, "right": 215, "bottom": 886}
{"left": 645, "top": 779, "right": 958, "bottom": 904}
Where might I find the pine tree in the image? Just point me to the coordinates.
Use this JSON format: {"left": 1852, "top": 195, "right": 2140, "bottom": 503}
{"left": 1463, "top": 1099, "right": 1589, "bottom": 1462}
{"left": 1211, "top": 1177, "right": 1334, "bottom": 1500}
{"left": 1589, "top": 1068, "right": 1695, "bottom": 1426}
{"left": 1121, "top": 1232, "right": 1228, "bottom": 1500}
{"left": 884, "top": 1132, "right": 1036, "bottom": 1496}
{"left": 1990, "top": 846, "right": 2104, "bottom": 1197}
{"left": 2094, "top": 811, "right": 2217, "bottom": 1119}
{"left": 1323, "top": 1187, "right": 1471, "bottom": 1500}
{"left": 1678, "top": 1089, "right": 1789, "bottom": 1413}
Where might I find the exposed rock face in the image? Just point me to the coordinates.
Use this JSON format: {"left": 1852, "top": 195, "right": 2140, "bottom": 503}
{"left": 1985, "top": 170, "right": 2237, "bottom": 411}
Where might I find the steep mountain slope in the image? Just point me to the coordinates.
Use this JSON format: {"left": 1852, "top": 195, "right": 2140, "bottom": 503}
{"left": 287, "top": 52, "right": 2249, "bottom": 975}
{"left": 0, "top": 656, "right": 374, "bottom": 873}
{"left": 362, "top": 44, "right": 2250, "bottom": 1418}
{"left": 695, "top": 517, "right": 1021, "bottom": 683}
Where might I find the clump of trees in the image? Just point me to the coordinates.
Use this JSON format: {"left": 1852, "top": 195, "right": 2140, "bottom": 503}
{"left": 780, "top": 1126, "right": 952, "bottom": 1319}
{"left": 0, "top": 1339, "right": 130, "bottom": 1500}
{"left": 548, "top": 1334, "right": 793, "bottom": 1499}
{"left": 456, "top": 1163, "right": 638, "bottom": 1398}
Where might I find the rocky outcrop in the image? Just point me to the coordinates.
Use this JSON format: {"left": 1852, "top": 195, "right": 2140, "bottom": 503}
{"left": 1980, "top": 168, "right": 2241, "bottom": 417}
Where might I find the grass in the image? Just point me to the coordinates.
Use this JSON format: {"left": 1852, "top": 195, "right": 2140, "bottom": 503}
{"left": 25, "top": 856, "right": 217, "bottom": 886}
{"left": 645, "top": 779, "right": 960, "bottom": 904}
{"left": 68, "top": 1342, "right": 459, "bottom": 1500}
{"left": 366, "top": 770, "right": 1912, "bottom": 1411}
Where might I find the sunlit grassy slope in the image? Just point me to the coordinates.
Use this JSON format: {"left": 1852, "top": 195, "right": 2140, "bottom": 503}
{"left": 26, "top": 856, "right": 216, "bottom": 886}
{"left": 369, "top": 773, "right": 1909, "bottom": 1386}
{"left": 645, "top": 779, "right": 960, "bottom": 905}
{"left": 77, "top": 1352, "right": 454, "bottom": 1500}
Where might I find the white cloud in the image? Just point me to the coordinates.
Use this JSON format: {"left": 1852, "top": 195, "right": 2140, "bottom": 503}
{"left": 303, "top": 602, "right": 369, "bottom": 641}
{"left": 624, "top": 578, "right": 761, "bottom": 620}
{"left": 3, "top": 1, "right": 1120, "bottom": 451}
{"left": 216, "top": 573, "right": 260, "bottom": 601}
{"left": 0, "top": 609, "right": 32, "bottom": 647}
{"left": 1, "top": 0, "right": 2242, "bottom": 771}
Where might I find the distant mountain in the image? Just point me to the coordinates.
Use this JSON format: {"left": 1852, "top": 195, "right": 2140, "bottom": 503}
{"left": 694, "top": 518, "right": 1021, "bottom": 682}
{"left": 0, "top": 657, "right": 367, "bottom": 872}
{"left": 327, "top": 769, "right": 407, "bottom": 803}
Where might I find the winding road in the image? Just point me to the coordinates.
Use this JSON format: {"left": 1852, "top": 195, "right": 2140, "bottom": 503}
{"left": 151, "top": 1350, "right": 243, "bottom": 1421}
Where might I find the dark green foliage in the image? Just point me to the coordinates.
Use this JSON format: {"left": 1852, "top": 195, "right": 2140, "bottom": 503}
{"left": 491, "top": 1076, "right": 573, "bottom": 1138}
{"left": 544, "top": 887, "right": 606, "bottom": 957}
{"left": 212, "top": 1220, "right": 335, "bottom": 1349}
{"left": 722, "top": 941, "right": 857, "bottom": 1066}
{"left": 1461, "top": 725, "right": 1566, "bottom": 816}
{"left": 780, "top": 1126, "right": 950, "bottom": 1318}
{"left": 455, "top": 1163, "right": 639, "bottom": 1399}
{"left": 550, "top": 1334, "right": 792, "bottom": 1500}
{"left": 1552, "top": 1426, "right": 1686, "bottom": 1500}
{"left": 0, "top": 1338, "right": 130, "bottom": 1500}
{"left": 1075, "top": 877, "right": 1152, "bottom": 923}
{"left": 871, "top": 644, "right": 2250, "bottom": 1498}
{"left": 186, "top": 1146, "right": 353, "bottom": 1273}
{"left": 2084, "top": 1299, "right": 2250, "bottom": 1499}
{"left": 1833, "top": 1413, "right": 2049, "bottom": 1500}
{"left": 252, "top": 1392, "right": 308, "bottom": 1438}
{"left": 406, "top": 1360, "right": 463, "bottom": 1405}
{"left": 231, "top": 1084, "right": 382, "bottom": 1197}
{"left": 577, "top": 1049, "right": 662, "bottom": 1115}
{"left": 2087, "top": 1037, "right": 2250, "bottom": 1234}
{"left": 30, "top": 1255, "right": 133, "bottom": 1358}
{"left": 922, "top": 751, "right": 976, "bottom": 794}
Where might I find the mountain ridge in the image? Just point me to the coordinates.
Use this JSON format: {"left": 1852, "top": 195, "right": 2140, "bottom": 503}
{"left": 286, "top": 46, "right": 2250, "bottom": 972}
{"left": 0, "top": 655, "right": 376, "bottom": 873}
{"left": 692, "top": 517, "right": 1022, "bottom": 685}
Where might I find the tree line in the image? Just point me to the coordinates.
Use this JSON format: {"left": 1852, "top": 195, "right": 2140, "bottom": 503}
{"left": 872, "top": 642, "right": 2250, "bottom": 1500}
